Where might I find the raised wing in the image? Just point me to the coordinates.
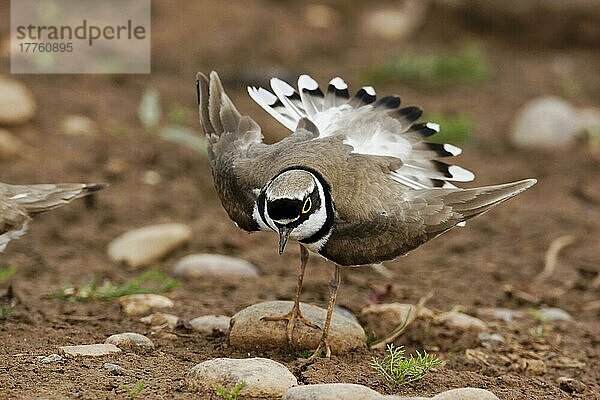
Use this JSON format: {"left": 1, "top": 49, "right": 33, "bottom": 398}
{"left": 248, "top": 75, "right": 474, "bottom": 190}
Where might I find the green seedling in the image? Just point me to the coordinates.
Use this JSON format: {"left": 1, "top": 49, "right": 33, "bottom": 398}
{"left": 0, "top": 266, "right": 16, "bottom": 282}
{"left": 370, "top": 344, "right": 441, "bottom": 387}
{"left": 215, "top": 381, "right": 246, "bottom": 400}
{"left": 47, "top": 268, "right": 179, "bottom": 302}
{"left": 425, "top": 113, "right": 473, "bottom": 146}
{"left": 365, "top": 44, "right": 491, "bottom": 87}
{"left": 123, "top": 380, "right": 145, "bottom": 399}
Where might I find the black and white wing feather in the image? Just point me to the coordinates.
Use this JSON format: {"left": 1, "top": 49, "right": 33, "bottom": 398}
{"left": 248, "top": 74, "right": 473, "bottom": 190}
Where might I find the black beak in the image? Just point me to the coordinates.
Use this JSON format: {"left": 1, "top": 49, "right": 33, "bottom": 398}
{"left": 278, "top": 226, "right": 292, "bottom": 255}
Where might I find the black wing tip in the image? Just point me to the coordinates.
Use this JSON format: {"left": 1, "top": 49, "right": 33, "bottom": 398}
{"left": 409, "top": 122, "right": 439, "bottom": 138}
{"left": 374, "top": 95, "right": 401, "bottom": 109}
{"left": 397, "top": 106, "right": 423, "bottom": 122}
{"left": 354, "top": 87, "right": 377, "bottom": 105}
{"left": 84, "top": 183, "right": 109, "bottom": 193}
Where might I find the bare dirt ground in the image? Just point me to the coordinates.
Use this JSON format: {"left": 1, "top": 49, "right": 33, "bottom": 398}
{"left": 0, "top": 1, "right": 599, "bottom": 399}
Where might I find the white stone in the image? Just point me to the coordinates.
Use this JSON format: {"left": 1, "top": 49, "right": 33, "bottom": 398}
{"left": 139, "top": 312, "right": 180, "bottom": 328}
{"left": 538, "top": 307, "right": 573, "bottom": 321}
{"left": 186, "top": 357, "right": 297, "bottom": 397}
{"left": 363, "top": 2, "right": 430, "bottom": 41}
{"left": 0, "top": 77, "right": 36, "bottom": 125}
{"left": 283, "top": 383, "right": 382, "bottom": 400}
{"left": 108, "top": 223, "right": 192, "bottom": 267}
{"left": 478, "top": 308, "right": 525, "bottom": 323}
{"left": 439, "top": 311, "right": 488, "bottom": 331}
{"left": 190, "top": 315, "right": 231, "bottom": 335}
{"left": 103, "top": 363, "right": 127, "bottom": 375}
{"left": 0, "top": 128, "right": 26, "bottom": 159}
{"left": 59, "top": 344, "right": 121, "bottom": 357}
{"left": 229, "top": 301, "right": 365, "bottom": 354}
{"left": 511, "top": 96, "right": 581, "bottom": 150}
{"left": 105, "top": 332, "right": 154, "bottom": 349}
{"left": 172, "top": 253, "right": 259, "bottom": 279}
{"left": 119, "top": 294, "right": 174, "bottom": 316}
{"left": 59, "top": 114, "right": 97, "bottom": 136}
{"left": 38, "top": 354, "right": 63, "bottom": 363}
{"left": 432, "top": 388, "right": 500, "bottom": 400}
{"left": 303, "top": 4, "right": 340, "bottom": 29}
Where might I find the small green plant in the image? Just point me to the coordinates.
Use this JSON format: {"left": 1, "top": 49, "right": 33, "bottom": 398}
{"left": 0, "top": 305, "right": 14, "bottom": 319}
{"left": 370, "top": 344, "right": 441, "bottom": 387}
{"left": 364, "top": 44, "right": 491, "bottom": 87}
{"left": 47, "top": 268, "right": 179, "bottom": 302}
{"left": 123, "top": 380, "right": 145, "bottom": 399}
{"left": 215, "top": 381, "right": 246, "bottom": 400}
{"left": 425, "top": 113, "right": 473, "bottom": 146}
{"left": 0, "top": 266, "right": 16, "bottom": 282}
{"left": 295, "top": 349, "right": 313, "bottom": 359}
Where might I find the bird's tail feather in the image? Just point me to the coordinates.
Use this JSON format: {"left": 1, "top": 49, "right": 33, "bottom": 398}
{"left": 5, "top": 183, "right": 108, "bottom": 214}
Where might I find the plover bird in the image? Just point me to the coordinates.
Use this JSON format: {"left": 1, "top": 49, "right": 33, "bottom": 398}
{"left": 196, "top": 72, "right": 536, "bottom": 358}
{"left": 0, "top": 182, "right": 107, "bottom": 252}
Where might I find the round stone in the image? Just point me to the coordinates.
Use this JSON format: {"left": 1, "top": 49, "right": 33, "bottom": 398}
{"left": 172, "top": 253, "right": 259, "bottom": 279}
{"left": 432, "top": 388, "right": 500, "bottom": 400}
{"left": 439, "top": 311, "right": 488, "bottom": 331}
{"left": 0, "top": 77, "right": 36, "bottom": 125}
{"left": 229, "top": 301, "right": 366, "bottom": 354}
{"left": 283, "top": 383, "right": 382, "bottom": 400}
{"left": 108, "top": 223, "right": 192, "bottom": 268}
{"left": 186, "top": 357, "right": 297, "bottom": 397}
{"left": 190, "top": 315, "right": 231, "bottom": 335}
{"left": 119, "top": 294, "right": 174, "bottom": 316}
{"left": 105, "top": 332, "right": 154, "bottom": 349}
{"left": 139, "top": 312, "right": 180, "bottom": 328}
{"left": 0, "top": 128, "right": 26, "bottom": 159}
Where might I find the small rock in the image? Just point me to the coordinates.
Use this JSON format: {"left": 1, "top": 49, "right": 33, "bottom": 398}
{"left": 557, "top": 376, "right": 586, "bottom": 394}
{"left": 186, "top": 357, "right": 297, "bottom": 397}
{"left": 478, "top": 307, "right": 525, "bottom": 323}
{"left": 108, "top": 223, "right": 192, "bottom": 268}
{"left": 172, "top": 253, "right": 259, "bottom": 279}
{"left": 363, "top": 2, "right": 430, "bottom": 41}
{"left": 189, "top": 315, "right": 231, "bottom": 335}
{"left": 0, "top": 128, "right": 26, "bottom": 159}
{"left": 142, "top": 170, "right": 161, "bottom": 185}
{"left": 283, "top": 383, "right": 381, "bottom": 400}
{"left": 333, "top": 306, "right": 360, "bottom": 325}
{"left": 229, "top": 301, "right": 365, "bottom": 354}
{"left": 140, "top": 312, "right": 180, "bottom": 328}
{"left": 511, "top": 96, "right": 582, "bottom": 150}
{"left": 538, "top": 307, "right": 573, "bottom": 321}
{"left": 59, "top": 344, "right": 121, "bottom": 357}
{"left": 103, "top": 363, "right": 127, "bottom": 375}
{"left": 59, "top": 114, "right": 97, "bottom": 136}
{"left": 513, "top": 358, "right": 547, "bottom": 376}
{"left": 119, "top": 294, "right": 174, "bottom": 316}
{"left": 0, "top": 77, "right": 36, "bottom": 125}
{"left": 105, "top": 332, "right": 154, "bottom": 349}
{"left": 439, "top": 311, "right": 488, "bottom": 331}
{"left": 38, "top": 354, "right": 63, "bottom": 363}
{"left": 360, "top": 303, "right": 418, "bottom": 338}
{"left": 432, "top": 388, "right": 500, "bottom": 400}
{"left": 303, "top": 4, "right": 340, "bottom": 29}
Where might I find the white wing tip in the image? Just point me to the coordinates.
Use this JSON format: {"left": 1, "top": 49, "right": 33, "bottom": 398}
{"left": 444, "top": 143, "right": 462, "bottom": 156}
{"left": 363, "top": 86, "right": 376, "bottom": 96}
{"left": 298, "top": 74, "right": 319, "bottom": 90}
{"left": 270, "top": 77, "right": 295, "bottom": 96}
{"left": 449, "top": 165, "right": 475, "bottom": 181}
{"left": 426, "top": 122, "right": 440, "bottom": 132}
{"left": 329, "top": 77, "right": 348, "bottom": 90}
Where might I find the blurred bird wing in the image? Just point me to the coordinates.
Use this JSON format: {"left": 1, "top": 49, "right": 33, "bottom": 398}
{"left": 1, "top": 183, "right": 106, "bottom": 214}
{"left": 248, "top": 74, "right": 474, "bottom": 190}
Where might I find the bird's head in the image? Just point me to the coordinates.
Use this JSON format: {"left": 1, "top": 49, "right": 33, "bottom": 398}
{"left": 257, "top": 169, "right": 332, "bottom": 254}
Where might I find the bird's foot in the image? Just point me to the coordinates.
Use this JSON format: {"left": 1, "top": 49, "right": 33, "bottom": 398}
{"left": 308, "top": 336, "right": 331, "bottom": 360}
{"left": 261, "top": 305, "right": 320, "bottom": 344}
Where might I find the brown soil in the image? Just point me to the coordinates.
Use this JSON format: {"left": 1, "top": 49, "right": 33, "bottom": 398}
{"left": 1, "top": 1, "right": 599, "bottom": 399}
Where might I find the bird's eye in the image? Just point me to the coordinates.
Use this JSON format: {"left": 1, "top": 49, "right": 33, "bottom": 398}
{"left": 302, "top": 197, "right": 312, "bottom": 214}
